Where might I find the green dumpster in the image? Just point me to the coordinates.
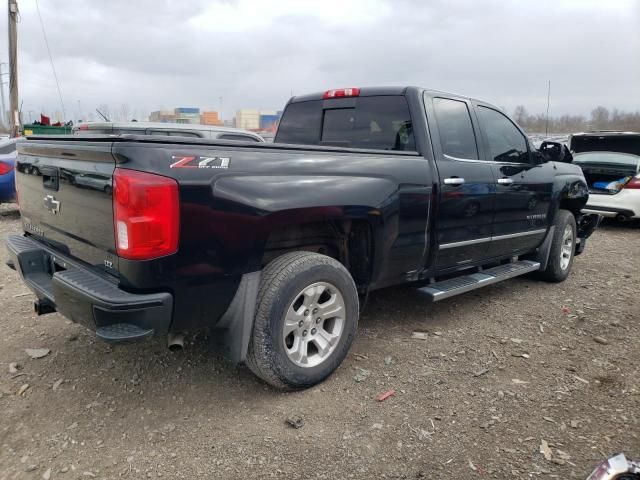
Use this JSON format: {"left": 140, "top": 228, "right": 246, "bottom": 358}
{"left": 22, "top": 124, "right": 72, "bottom": 135}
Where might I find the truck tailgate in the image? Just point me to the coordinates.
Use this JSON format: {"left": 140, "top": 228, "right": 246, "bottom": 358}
{"left": 16, "top": 138, "right": 118, "bottom": 274}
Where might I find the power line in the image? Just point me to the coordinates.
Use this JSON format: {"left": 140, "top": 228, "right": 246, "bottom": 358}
{"left": 35, "top": 0, "right": 66, "bottom": 121}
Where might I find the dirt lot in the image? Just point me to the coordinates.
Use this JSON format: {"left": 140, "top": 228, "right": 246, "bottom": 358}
{"left": 0, "top": 202, "right": 638, "bottom": 480}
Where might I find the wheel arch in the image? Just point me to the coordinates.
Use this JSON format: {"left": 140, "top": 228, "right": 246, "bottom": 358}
{"left": 260, "top": 217, "right": 377, "bottom": 293}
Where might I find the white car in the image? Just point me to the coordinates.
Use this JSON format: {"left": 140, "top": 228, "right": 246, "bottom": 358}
{"left": 570, "top": 132, "right": 640, "bottom": 220}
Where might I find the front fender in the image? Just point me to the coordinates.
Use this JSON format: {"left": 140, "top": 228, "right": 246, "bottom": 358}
{"left": 550, "top": 163, "right": 589, "bottom": 219}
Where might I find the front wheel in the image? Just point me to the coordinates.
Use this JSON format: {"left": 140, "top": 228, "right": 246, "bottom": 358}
{"left": 537, "top": 210, "right": 577, "bottom": 282}
{"left": 246, "top": 252, "right": 359, "bottom": 390}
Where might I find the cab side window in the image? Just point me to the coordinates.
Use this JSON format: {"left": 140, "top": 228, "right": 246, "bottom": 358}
{"left": 432, "top": 98, "right": 479, "bottom": 160}
{"left": 478, "top": 106, "right": 529, "bottom": 163}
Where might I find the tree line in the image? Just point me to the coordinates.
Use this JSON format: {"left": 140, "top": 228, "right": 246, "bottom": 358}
{"left": 513, "top": 106, "right": 640, "bottom": 134}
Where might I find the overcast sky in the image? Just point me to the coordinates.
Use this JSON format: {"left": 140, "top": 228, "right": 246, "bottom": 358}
{"left": 1, "top": 0, "right": 639, "bottom": 122}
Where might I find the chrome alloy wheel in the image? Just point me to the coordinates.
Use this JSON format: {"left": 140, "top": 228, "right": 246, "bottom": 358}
{"left": 282, "top": 282, "right": 345, "bottom": 368}
{"left": 560, "top": 224, "right": 574, "bottom": 270}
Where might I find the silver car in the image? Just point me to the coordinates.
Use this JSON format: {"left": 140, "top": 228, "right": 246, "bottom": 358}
{"left": 72, "top": 121, "right": 265, "bottom": 142}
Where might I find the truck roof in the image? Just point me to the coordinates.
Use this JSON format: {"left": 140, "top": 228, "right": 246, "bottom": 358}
{"left": 288, "top": 85, "right": 497, "bottom": 109}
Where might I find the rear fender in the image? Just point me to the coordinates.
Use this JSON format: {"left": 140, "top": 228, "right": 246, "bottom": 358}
{"left": 213, "top": 174, "right": 397, "bottom": 279}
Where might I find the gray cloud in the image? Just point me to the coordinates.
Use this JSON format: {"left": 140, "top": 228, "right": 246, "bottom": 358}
{"left": 1, "top": 0, "right": 639, "bottom": 122}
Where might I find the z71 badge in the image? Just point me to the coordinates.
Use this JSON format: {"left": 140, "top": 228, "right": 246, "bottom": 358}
{"left": 170, "top": 155, "right": 230, "bottom": 169}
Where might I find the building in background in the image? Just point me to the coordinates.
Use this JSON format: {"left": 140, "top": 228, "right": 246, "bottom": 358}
{"left": 259, "top": 110, "right": 282, "bottom": 131}
{"left": 149, "top": 110, "right": 177, "bottom": 123}
{"left": 236, "top": 109, "right": 282, "bottom": 131}
{"left": 235, "top": 109, "right": 260, "bottom": 130}
{"left": 200, "top": 111, "right": 223, "bottom": 126}
{"left": 174, "top": 107, "right": 200, "bottom": 124}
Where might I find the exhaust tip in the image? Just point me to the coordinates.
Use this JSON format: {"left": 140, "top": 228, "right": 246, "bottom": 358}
{"left": 167, "top": 332, "right": 185, "bottom": 352}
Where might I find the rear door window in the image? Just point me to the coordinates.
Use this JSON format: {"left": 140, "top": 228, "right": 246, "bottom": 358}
{"left": 432, "top": 97, "right": 479, "bottom": 159}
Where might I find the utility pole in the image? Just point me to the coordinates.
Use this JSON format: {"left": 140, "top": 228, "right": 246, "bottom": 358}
{"left": 545, "top": 80, "right": 551, "bottom": 137}
{"left": 0, "top": 62, "right": 7, "bottom": 129}
{"left": 8, "top": 0, "right": 20, "bottom": 137}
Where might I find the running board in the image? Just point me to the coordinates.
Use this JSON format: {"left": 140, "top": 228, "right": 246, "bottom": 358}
{"left": 418, "top": 260, "right": 540, "bottom": 302}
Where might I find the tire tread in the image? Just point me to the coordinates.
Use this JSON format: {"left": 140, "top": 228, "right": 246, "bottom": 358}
{"left": 246, "top": 252, "right": 357, "bottom": 390}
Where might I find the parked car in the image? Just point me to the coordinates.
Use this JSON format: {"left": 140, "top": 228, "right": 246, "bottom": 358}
{"left": 72, "top": 121, "right": 265, "bottom": 142}
{"left": 6, "top": 86, "right": 599, "bottom": 390}
{"left": 0, "top": 138, "right": 17, "bottom": 203}
{"left": 570, "top": 131, "right": 640, "bottom": 220}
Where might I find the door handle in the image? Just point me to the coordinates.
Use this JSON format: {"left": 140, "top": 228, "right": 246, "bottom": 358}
{"left": 444, "top": 177, "right": 465, "bottom": 186}
{"left": 497, "top": 178, "right": 514, "bottom": 185}
{"left": 41, "top": 166, "right": 60, "bottom": 191}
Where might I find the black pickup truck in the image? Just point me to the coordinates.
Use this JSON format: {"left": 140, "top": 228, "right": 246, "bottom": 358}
{"left": 6, "top": 86, "right": 600, "bottom": 389}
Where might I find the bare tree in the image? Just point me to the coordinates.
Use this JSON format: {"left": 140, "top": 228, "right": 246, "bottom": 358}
{"left": 513, "top": 105, "right": 529, "bottom": 126}
{"left": 590, "top": 106, "right": 610, "bottom": 130}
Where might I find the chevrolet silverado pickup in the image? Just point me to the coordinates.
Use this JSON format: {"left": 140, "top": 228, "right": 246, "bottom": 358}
{"left": 6, "top": 86, "right": 600, "bottom": 389}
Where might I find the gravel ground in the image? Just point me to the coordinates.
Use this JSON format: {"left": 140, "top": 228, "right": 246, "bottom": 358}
{"left": 1, "top": 202, "right": 638, "bottom": 479}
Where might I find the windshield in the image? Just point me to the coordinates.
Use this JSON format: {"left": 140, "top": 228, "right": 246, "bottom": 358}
{"left": 573, "top": 151, "right": 640, "bottom": 169}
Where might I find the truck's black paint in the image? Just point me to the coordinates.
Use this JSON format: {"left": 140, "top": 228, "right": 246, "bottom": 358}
{"left": 7, "top": 86, "right": 597, "bottom": 363}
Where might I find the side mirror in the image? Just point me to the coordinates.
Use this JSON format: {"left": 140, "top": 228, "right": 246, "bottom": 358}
{"left": 539, "top": 141, "right": 562, "bottom": 162}
{"left": 539, "top": 141, "right": 572, "bottom": 163}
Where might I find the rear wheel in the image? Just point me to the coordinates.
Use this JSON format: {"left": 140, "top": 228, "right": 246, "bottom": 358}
{"left": 246, "top": 252, "right": 359, "bottom": 390}
{"left": 537, "top": 210, "right": 576, "bottom": 282}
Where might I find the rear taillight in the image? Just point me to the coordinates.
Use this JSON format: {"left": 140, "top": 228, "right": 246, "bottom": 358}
{"left": 78, "top": 124, "right": 89, "bottom": 131}
{"left": 323, "top": 87, "right": 360, "bottom": 99}
{"left": 623, "top": 175, "right": 640, "bottom": 189}
{"left": 0, "top": 162, "right": 13, "bottom": 175}
{"left": 113, "top": 168, "right": 179, "bottom": 260}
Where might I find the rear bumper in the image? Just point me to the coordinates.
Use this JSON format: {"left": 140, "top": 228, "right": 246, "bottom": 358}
{"left": 6, "top": 234, "right": 173, "bottom": 344}
{"left": 582, "top": 189, "right": 640, "bottom": 218}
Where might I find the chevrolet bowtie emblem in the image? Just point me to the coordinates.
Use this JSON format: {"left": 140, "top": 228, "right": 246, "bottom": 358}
{"left": 43, "top": 194, "right": 61, "bottom": 215}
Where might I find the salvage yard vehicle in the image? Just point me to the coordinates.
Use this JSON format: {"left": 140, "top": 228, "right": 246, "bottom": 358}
{"left": 0, "top": 138, "right": 17, "bottom": 203}
{"left": 5, "top": 86, "right": 600, "bottom": 389}
{"left": 570, "top": 131, "right": 640, "bottom": 220}
{"left": 73, "top": 121, "right": 265, "bottom": 143}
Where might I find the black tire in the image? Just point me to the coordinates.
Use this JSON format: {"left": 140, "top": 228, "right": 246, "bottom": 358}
{"left": 537, "top": 210, "right": 577, "bottom": 282}
{"left": 246, "top": 252, "right": 359, "bottom": 390}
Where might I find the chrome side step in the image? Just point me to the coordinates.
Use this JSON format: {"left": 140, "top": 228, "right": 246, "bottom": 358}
{"left": 418, "top": 260, "right": 540, "bottom": 302}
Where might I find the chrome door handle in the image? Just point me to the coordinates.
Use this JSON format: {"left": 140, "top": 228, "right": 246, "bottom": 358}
{"left": 497, "top": 178, "right": 514, "bottom": 185}
{"left": 444, "top": 177, "right": 465, "bottom": 185}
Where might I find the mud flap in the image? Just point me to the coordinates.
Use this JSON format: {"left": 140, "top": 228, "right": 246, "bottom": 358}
{"left": 530, "top": 226, "right": 555, "bottom": 271}
{"left": 210, "top": 271, "right": 261, "bottom": 364}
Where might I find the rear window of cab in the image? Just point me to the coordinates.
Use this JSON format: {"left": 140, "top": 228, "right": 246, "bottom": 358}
{"left": 276, "top": 96, "right": 416, "bottom": 151}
